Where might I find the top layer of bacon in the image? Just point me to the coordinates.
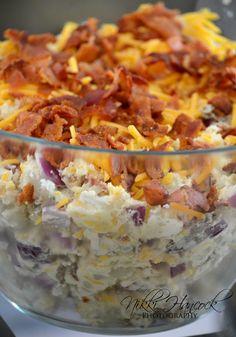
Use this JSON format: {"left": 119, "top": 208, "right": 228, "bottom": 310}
{"left": 0, "top": 2, "right": 236, "bottom": 151}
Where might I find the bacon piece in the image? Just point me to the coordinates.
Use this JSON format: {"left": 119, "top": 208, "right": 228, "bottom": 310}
{"left": 64, "top": 18, "right": 98, "bottom": 49}
{"left": 76, "top": 43, "right": 100, "bottom": 63}
{"left": 130, "top": 93, "right": 152, "bottom": 119}
{"left": 167, "top": 36, "right": 184, "bottom": 52}
{"left": 17, "top": 183, "right": 34, "bottom": 204}
{"left": 0, "top": 140, "right": 31, "bottom": 160}
{"left": 223, "top": 162, "right": 236, "bottom": 174}
{"left": 139, "top": 4, "right": 181, "bottom": 39}
{"left": 27, "top": 33, "right": 56, "bottom": 46}
{"left": 4, "top": 29, "right": 54, "bottom": 60}
{"left": 5, "top": 29, "right": 56, "bottom": 47}
{"left": 93, "top": 125, "right": 118, "bottom": 137}
{"left": 139, "top": 16, "right": 181, "bottom": 39}
{"left": 118, "top": 3, "right": 179, "bottom": 38}
{"left": 4, "top": 29, "right": 28, "bottom": 46}
{"left": 81, "top": 98, "right": 117, "bottom": 120}
{"left": 171, "top": 114, "right": 204, "bottom": 139}
{"left": 209, "top": 94, "right": 232, "bottom": 116}
{"left": 0, "top": 59, "right": 27, "bottom": 87}
{"left": 209, "top": 66, "right": 236, "bottom": 90}
{"left": 6, "top": 68, "right": 27, "bottom": 87}
{"left": 126, "top": 157, "right": 145, "bottom": 175}
{"left": 82, "top": 89, "right": 105, "bottom": 106}
{"left": 15, "top": 111, "right": 43, "bottom": 136}
{"left": 107, "top": 135, "right": 125, "bottom": 150}
{"left": 145, "top": 157, "right": 164, "bottom": 180}
{"left": 77, "top": 61, "right": 109, "bottom": 86}
{"left": 43, "top": 148, "right": 73, "bottom": 169}
{"left": 144, "top": 180, "right": 168, "bottom": 206}
{"left": 118, "top": 135, "right": 132, "bottom": 144}
{"left": 169, "top": 186, "right": 209, "bottom": 212}
{"left": 118, "top": 13, "right": 141, "bottom": 34}
{"left": 77, "top": 133, "right": 109, "bottom": 149}
{"left": 42, "top": 115, "right": 68, "bottom": 141}
{"left": 136, "top": 117, "right": 168, "bottom": 137}
{"left": 186, "top": 41, "right": 211, "bottom": 72}
{"left": 207, "top": 185, "right": 218, "bottom": 211}
{"left": 52, "top": 62, "right": 68, "bottom": 81}
{"left": 104, "top": 65, "right": 133, "bottom": 102}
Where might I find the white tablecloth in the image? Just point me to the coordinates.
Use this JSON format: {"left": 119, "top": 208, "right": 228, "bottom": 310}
{"left": 0, "top": 295, "right": 223, "bottom": 337}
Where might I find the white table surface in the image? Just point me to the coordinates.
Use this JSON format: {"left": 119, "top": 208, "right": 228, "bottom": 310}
{"left": 0, "top": 295, "right": 223, "bottom": 337}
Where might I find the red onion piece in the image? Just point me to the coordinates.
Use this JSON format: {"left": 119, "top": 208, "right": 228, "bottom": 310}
{"left": 205, "top": 220, "right": 228, "bottom": 238}
{"left": 42, "top": 206, "right": 71, "bottom": 228}
{"left": 40, "top": 157, "right": 65, "bottom": 187}
{"left": 170, "top": 263, "right": 186, "bottom": 278}
{"left": 127, "top": 206, "right": 146, "bottom": 226}
{"left": 16, "top": 242, "right": 53, "bottom": 263}
{"left": 228, "top": 194, "right": 236, "bottom": 208}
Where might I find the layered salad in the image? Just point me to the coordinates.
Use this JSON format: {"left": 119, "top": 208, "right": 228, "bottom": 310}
{"left": 0, "top": 2, "right": 236, "bottom": 329}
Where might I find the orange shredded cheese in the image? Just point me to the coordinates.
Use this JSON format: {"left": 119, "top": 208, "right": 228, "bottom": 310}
{"left": 170, "top": 202, "right": 205, "bottom": 220}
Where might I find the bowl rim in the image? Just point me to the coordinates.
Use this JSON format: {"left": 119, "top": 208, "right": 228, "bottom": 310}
{"left": 0, "top": 129, "right": 235, "bottom": 157}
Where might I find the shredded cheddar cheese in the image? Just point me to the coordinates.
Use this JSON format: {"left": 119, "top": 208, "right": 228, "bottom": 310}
{"left": 68, "top": 56, "right": 79, "bottom": 74}
{"left": 128, "top": 125, "right": 152, "bottom": 148}
{"left": 81, "top": 76, "right": 93, "bottom": 85}
{"left": 55, "top": 197, "right": 70, "bottom": 209}
{"left": 170, "top": 202, "right": 205, "bottom": 220}
{"left": 56, "top": 22, "right": 78, "bottom": 51}
{"left": 0, "top": 159, "right": 20, "bottom": 166}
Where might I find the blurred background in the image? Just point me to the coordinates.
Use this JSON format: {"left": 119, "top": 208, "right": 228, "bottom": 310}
{"left": 0, "top": 0, "right": 198, "bottom": 34}
{"left": 0, "top": 0, "right": 234, "bottom": 39}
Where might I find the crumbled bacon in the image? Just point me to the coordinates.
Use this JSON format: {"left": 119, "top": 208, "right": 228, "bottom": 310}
{"left": 171, "top": 114, "right": 204, "bottom": 140}
{"left": 139, "top": 15, "right": 181, "bottom": 39}
{"left": 76, "top": 43, "right": 100, "bottom": 63}
{"left": 104, "top": 65, "right": 133, "bottom": 102}
{"left": 169, "top": 186, "right": 209, "bottom": 212}
{"left": 209, "top": 94, "right": 233, "bottom": 116}
{"left": 15, "top": 111, "right": 43, "bottom": 136}
{"left": 43, "top": 148, "right": 73, "bottom": 169}
{"left": 17, "top": 183, "right": 34, "bottom": 204}
{"left": 42, "top": 115, "right": 68, "bottom": 141}
{"left": 93, "top": 125, "right": 117, "bottom": 137}
{"left": 223, "top": 162, "right": 236, "bottom": 174}
{"left": 136, "top": 117, "right": 168, "bottom": 137}
{"left": 207, "top": 185, "right": 218, "bottom": 211}
{"left": 118, "top": 3, "right": 180, "bottom": 40}
{"left": 145, "top": 157, "right": 164, "bottom": 180}
{"left": 107, "top": 135, "right": 125, "bottom": 150}
{"left": 144, "top": 180, "right": 168, "bottom": 206}
{"left": 64, "top": 18, "right": 98, "bottom": 49}
{"left": 77, "top": 132, "right": 109, "bottom": 149}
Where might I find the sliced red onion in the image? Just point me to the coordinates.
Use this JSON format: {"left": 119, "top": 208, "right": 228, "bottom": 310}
{"left": 228, "top": 194, "right": 236, "bottom": 208}
{"left": 39, "top": 157, "right": 65, "bottom": 187}
{"left": 16, "top": 242, "right": 53, "bottom": 264}
{"left": 170, "top": 263, "right": 186, "bottom": 278}
{"left": 35, "top": 273, "right": 56, "bottom": 289}
{"left": 42, "top": 206, "right": 71, "bottom": 228}
{"left": 127, "top": 206, "right": 146, "bottom": 226}
{"left": 205, "top": 220, "right": 228, "bottom": 238}
{"left": 48, "top": 232, "right": 77, "bottom": 250}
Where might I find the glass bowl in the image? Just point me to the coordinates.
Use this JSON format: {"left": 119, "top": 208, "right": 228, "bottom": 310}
{"left": 0, "top": 0, "right": 236, "bottom": 335}
{"left": 0, "top": 131, "right": 236, "bottom": 334}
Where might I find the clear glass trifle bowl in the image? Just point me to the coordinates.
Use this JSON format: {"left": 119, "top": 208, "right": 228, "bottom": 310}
{"left": 0, "top": 0, "right": 236, "bottom": 334}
